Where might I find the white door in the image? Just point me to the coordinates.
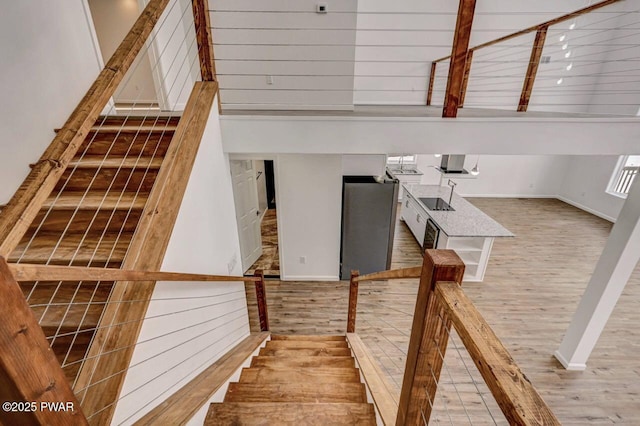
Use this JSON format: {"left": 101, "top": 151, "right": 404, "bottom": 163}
{"left": 230, "top": 160, "right": 263, "bottom": 272}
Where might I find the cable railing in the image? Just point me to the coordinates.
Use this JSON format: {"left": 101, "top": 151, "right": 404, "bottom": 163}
{"left": 0, "top": 0, "right": 221, "bottom": 424}
{"left": 349, "top": 250, "right": 559, "bottom": 425}
{"left": 0, "top": 257, "right": 268, "bottom": 425}
{"left": 427, "top": 0, "right": 639, "bottom": 115}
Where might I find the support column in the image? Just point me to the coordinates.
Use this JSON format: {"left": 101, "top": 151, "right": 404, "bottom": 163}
{"left": 555, "top": 179, "right": 640, "bottom": 369}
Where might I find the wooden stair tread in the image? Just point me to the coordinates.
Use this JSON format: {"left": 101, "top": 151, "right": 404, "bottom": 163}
{"left": 68, "top": 156, "right": 164, "bottom": 169}
{"left": 224, "top": 383, "right": 367, "bottom": 403}
{"left": 265, "top": 340, "right": 349, "bottom": 349}
{"left": 239, "top": 367, "right": 361, "bottom": 384}
{"left": 205, "top": 402, "right": 376, "bottom": 425}
{"left": 270, "top": 334, "right": 346, "bottom": 341}
{"left": 89, "top": 125, "right": 178, "bottom": 132}
{"left": 259, "top": 347, "right": 352, "bottom": 357}
{"left": 10, "top": 233, "right": 131, "bottom": 265}
{"left": 42, "top": 193, "right": 147, "bottom": 210}
{"left": 250, "top": 356, "right": 354, "bottom": 369}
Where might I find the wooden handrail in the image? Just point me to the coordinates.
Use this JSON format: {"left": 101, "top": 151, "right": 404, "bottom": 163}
{"left": 7, "top": 262, "right": 259, "bottom": 283}
{"left": 396, "top": 250, "right": 465, "bottom": 425}
{"left": 433, "top": 0, "right": 622, "bottom": 63}
{"left": 435, "top": 281, "right": 560, "bottom": 425}
{"left": 353, "top": 266, "right": 421, "bottom": 283}
{"left": 0, "top": 0, "right": 172, "bottom": 258}
{"left": 0, "top": 258, "right": 88, "bottom": 425}
{"left": 254, "top": 269, "right": 269, "bottom": 331}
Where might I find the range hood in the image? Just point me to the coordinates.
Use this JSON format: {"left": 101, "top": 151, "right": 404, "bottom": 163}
{"left": 440, "top": 155, "right": 466, "bottom": 173}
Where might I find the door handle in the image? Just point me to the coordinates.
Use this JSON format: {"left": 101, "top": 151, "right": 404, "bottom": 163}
{"left": 256, "top": 210, "right": 260, "bottom": 216}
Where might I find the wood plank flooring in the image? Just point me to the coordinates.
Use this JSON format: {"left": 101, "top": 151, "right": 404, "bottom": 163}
{"left": 245, "top": 198, "right": 640, "bottom": 425}
{"left": 246, "top": 209, "right": 279, "bottom": 276}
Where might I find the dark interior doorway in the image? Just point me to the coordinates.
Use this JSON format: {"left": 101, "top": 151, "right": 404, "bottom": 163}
{"left": 265, "top": 160, "right": 276, "bottom": 209}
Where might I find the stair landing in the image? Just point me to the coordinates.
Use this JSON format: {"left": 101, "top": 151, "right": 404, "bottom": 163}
{"left": 205, "top": 334, "right": 376, "bottom": 425}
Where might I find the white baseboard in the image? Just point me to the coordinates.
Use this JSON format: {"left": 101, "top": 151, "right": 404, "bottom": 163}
{"left": 556, "top": 196, "right": 616, "bottom": 223}
{"left": 282, "top": 275, "right": 340, "bottom": 282}
{"left": 459, "top": 193, "right": 557, "bottom": 198}
{"left": 554, "top": 350, "right": 587, "bottom": 371}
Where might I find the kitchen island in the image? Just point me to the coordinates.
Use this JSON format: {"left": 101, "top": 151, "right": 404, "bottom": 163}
{"left": 401, "top": 184, "right": 513, "bottom": 281}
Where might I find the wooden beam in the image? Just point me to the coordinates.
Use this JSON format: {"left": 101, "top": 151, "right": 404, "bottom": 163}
{"left": 436, "top": 281, "right": 561, "bottom": 425}
{"left": 434, "top": 0, "right": 622, "bottom": 63}
{"left": 426, "top": 62, "right": 437, "bottom": 106}
{"left": 191, "top": 0, "right": 221, "bottom": 112}
{"left": 354, "top": 266, "right": 421, "bottom": 283}
{"left": 518, "top": 27, "right": 548, "bottom": 112}
{"left": 191, "top": 0, "right": 216, "bottom": 81}
{"left": 73, "top": 82, "right": 218, "bottom": 425}
{"left": 346, "top": 333, "right": 397, "bottom": 425}
{"left": 347, "top": 271, "right": 359, "bottom": 333}
{"left": 0, "top": 257, "right": 87, "bottom": 426}
{"left": 8, "top": 263, "right": 259, "bottom": 283}
{"left": 254, "top": 270, "right": 269, "bottom": 331}
{"left": 0, "top": 0, "right": 171, "bottom": 258}
{"left": 133, "top": 333, "right": 269, "bottom": 425}
{"left": 459, "top": 50, "right": 474, "bottom": 108}
{"left": 396, "top": 250, "right": 465, "bottom": 425}
{"left": 442, "top": 0, "right": 477, "bottom": 118}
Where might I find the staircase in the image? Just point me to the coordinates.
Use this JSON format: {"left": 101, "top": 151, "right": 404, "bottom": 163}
{"left": 206, "top": 334, "right": 377, "bottom": 425}
{"left": 8, "top": 116, "right": 179, "bottom": 384}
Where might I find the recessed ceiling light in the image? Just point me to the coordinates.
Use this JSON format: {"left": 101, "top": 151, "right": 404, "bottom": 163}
{"left": 562, "top": 43, "right": 569, "bottom": 50}
{"left": 559, "top": 34, "right": 566, "bottom": 42}
{"left": 565, "top": 51, "right": 572, "bottom": 58}
{"left": 566, "top": 63, "right": 573, "bottom": 71}
{"left": 557, "top": 78, "right": 564, "bottom": 85}
{"left": 569, "top": 23, "right": 576, "bottom": 30}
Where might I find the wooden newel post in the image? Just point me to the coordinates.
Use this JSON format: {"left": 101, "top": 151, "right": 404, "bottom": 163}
{"left": 396, "top": 249, "right": 465, "bottom": 426}
{"left": 347, "top": 271, "right": 359, "bottom": 333}
{"left": 254, "top": 270, "right": 269, "bottom": 332}
{"left": 0, "top": 257, "right": 87, "bottom": 426}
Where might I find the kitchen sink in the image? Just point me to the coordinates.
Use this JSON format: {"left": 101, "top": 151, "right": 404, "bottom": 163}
{"left": 388, "top": 168, "right": 420, "bottom": 174}
{"left": 419, "top": 197, "right": 455, "bottom": 211}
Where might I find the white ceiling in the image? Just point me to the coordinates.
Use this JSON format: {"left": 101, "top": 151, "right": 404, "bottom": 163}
{"left": 209, "top": 0, "right": 640, "bottom": 115}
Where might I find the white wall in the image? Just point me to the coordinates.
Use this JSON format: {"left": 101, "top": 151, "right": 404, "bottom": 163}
{"left": 220, "top": 115, "right": 640, "bottom": 155}
{"left": 112, "top": 94, "right": 248, "bottom": 424}
{"left": 276, "top": 154, "right": 342, "bottom": 280}
{"left": 342, "top": 154, "right": 386, "bottom": 175}
{"left": 0, "top": 0, "right": 102, "bottom": 203}
{"left": 558, "top": 156, "right": 626, "bottom": 222}
{"left": 416, "top": 155, "right": 569, "bottom": 197}
{"left": 87, "top": 0, "right": 157, "bottom": 103}
{"left": 212, "top": 0, "right": 357, "bottom": 110}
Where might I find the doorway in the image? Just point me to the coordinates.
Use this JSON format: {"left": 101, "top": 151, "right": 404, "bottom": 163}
{"left": 230, "top": 159, "right": 280, "bottom": 277}
{"left": 86, "top": 0, "right": 159, "bottom": 110}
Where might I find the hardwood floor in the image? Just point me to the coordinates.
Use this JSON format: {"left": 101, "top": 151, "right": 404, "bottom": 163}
{"left": 246, "top": 209, "right": 279, "bottom": 276}
{"left": 245, "top": 198, "right": 640, "bottom": 424}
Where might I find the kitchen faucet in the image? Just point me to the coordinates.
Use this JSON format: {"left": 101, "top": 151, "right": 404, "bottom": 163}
{"left": 448, "top": 179, "right": 457, "bottom": 207}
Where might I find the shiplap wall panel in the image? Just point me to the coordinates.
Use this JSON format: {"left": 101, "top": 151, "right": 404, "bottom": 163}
{"left": 212, "top": 0, "right": 356, "bottom": 13}
{"left": 219, "top": 75, "right": 354, "bottom": 90}
{"left": 213, "top": 28, "right": 354, "bottom": 45}
{"left": 211, "top": 0, "right": 356, "bottom": 109}
{"left": 220, "top": 89, "right": 353, "bottom": 106}
{"left": 217, "top": 60, "right": 354, "bottom": 76}
{"left": 215, "top": 45, "right": 356, "bottom": 61}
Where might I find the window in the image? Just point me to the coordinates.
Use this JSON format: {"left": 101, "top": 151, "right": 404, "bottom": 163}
{"left": 386, "top": 154, "right": 417, "bottom": 165}
{"left": 608, "top": 155, "right": 640, "bottom": 197}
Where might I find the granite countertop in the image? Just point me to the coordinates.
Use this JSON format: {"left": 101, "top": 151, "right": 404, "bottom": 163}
{"left": 404, "top": 184, "right": 514, "bottom": 238}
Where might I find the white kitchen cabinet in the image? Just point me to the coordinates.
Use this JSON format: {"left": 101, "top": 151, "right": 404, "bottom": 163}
{"left": 389, "top": 171, "right": 423, "bottom": 202}
{"left": 401, "top": 193, "right": 427, "bottom": 247}
{"left": 436, "top": 234, "right": 494, "bottom": 282}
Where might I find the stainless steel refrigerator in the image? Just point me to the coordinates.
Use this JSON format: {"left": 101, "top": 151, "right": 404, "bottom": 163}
{"left": 340, "top": 174, "right": 399, "bottom": 279}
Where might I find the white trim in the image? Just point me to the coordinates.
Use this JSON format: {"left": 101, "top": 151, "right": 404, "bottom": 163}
{"left": 281, "top": 275, "right": 341, "bottom": 282}
{"left": 554, "top": 350, "right": 587, "bottom": 371}
{"left": 556, "top": 196, "right": 616, "bottom": 223}
{"left": 222, "top": 104, "right": 355, "bottom": 111}
{"left": 458, "top": 193, "right": 557, "bottom": 198}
